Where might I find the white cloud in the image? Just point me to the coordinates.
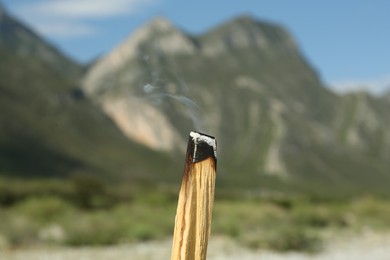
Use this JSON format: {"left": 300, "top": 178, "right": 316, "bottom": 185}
{"left": 33, "top": 21, "right": 96, "bottom": 38}
{"left": 12, "top": 0, "right": 158, "bottom": 38}
{"left": 328, "top": 75, "right": 390, "bottom": 96}
{"left": 20, "top": 0, "right": 154, "bottom": 19}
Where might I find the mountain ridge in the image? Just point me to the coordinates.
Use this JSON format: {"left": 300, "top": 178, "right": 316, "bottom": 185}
{"left": 1, "top": 6, "right": 389, "bottom": 196}
{"left": 83, "top": 17, "right": 196, "bottom": 95}
{"left": 81, "top": 15, "right": 390, "bottom": 194}
{"left": 0, "top": 2, "right": 82, "bottom": 79}
{"left": 0, "top": 6, "right": 179, "bottom": 182}
{"left": 199, "top": 15, "right": 299, "bottom": 55}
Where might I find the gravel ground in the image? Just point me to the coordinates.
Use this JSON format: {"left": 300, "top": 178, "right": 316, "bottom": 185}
{"left": 1, "top": 231, "right": 390, "bottom": 260}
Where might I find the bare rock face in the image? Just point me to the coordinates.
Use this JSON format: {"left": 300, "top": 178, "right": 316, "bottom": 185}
{"left": 100, "top": 96, "right": 184, "bottom": 151}
{"left": 82, "top": 17, "right": 199, "bottom": 152}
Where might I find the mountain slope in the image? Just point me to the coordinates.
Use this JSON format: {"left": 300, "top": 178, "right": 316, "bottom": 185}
{"left": 0, "top": 3, "right": 82, "bottom": 79}
{"left": 82, "top": 15, "right": 390, "bottom": 194}
{"left": 0, "top": 6, "right": 178, "bottom": 181}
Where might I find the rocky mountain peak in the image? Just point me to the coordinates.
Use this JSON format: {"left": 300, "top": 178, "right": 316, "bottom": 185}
{"left": 144, "top": 16, "right": 174, "bottom": 31}
{"left": 83, "top": 17, "right": 196, "bottom": 95}
{"left": 135, "top": 16, "right": 196, "bottom": 54}
{"left": 200, "top": 15, "right": 297, "bottom": 55}
{"left": 82, "top": 14, "right": 330, "bottom": 155}
{"left": 82, "top": 17, "right": 197, "bottom": 150}
{"left": 80, "top": 15, "right": 390, "bottom": 192}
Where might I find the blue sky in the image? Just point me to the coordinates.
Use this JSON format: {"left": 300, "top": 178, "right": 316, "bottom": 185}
{"left": 2, "top": 0, "right": 390, "bottom": 94}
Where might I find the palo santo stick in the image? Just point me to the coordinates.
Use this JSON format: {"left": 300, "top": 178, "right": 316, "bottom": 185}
{"left": 171, "top": 131, "right": 217, "bottom": 260}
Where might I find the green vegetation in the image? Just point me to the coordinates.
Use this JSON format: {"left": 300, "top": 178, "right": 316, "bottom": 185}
{"left": 1, "top": 6, "right": 390, "bottom": 254}
{"left": 0, "top": 44, "right": 180, "bottom": 182}
{"left": 2, "top": 4, "right": 390, "bottom": 198}
{"left": 1, "top": 178, "right": 390, "bottom": 252}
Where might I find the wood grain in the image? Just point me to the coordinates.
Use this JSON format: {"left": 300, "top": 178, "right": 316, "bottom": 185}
{"left": 171, "top": 156, "right": 216, "bottom": 260}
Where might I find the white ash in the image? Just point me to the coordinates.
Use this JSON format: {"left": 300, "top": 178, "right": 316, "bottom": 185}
{"left": 190, "top": 131, "right": 217, "bottom": 158}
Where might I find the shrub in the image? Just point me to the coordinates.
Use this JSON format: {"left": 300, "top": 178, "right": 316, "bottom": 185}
{"left": 262, "top": 227, "right": 322, "bottom": 252}
{"left": 240, "top": 224, "right": 322, "bottom": 252}
{"left": 64, "top": 212, "right": 124, "bottom": 246}
{"left": 13, "top": 196, "right": 74, "bottom": 223}
{"left": 70, "top": 174, "right": 109, "bottom": 209}
{"left": 130, "top": 224, "right": 155, "bottom": 241}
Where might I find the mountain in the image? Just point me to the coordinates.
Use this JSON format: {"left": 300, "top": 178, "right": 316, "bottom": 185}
{"left": 0, "top": 3, "right": 81, "bottom": 79}
{"left": 83, "top": 15, "right": 390, "bottom": 195}
{"left": 1, "top": 4, "right": 389, "bottom": 196}
{"left": 383, "top": 90, "right": 390, "bottom": 102}
{"left": 0, "top": 6, "right": 178, "bottom": 181}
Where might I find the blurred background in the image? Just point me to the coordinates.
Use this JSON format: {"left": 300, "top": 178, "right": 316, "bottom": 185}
{"left": 0, "top": 1, "right": 390, "bottom": 259}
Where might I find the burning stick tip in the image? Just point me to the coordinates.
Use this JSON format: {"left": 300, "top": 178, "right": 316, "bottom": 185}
{"left": 189, "top": 131, "right": 217, "bottom": 162}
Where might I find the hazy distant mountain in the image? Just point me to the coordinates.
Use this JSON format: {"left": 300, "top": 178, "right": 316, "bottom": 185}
{"left": 83, "top": 15, "right": 390, "bottom": 194}
{"left": 0, "top": 3, "right": 82, "bottom": 79}
{"left": 0, "top": 6, "right": 177, "bottom": 181}
{"left": 1, "top": 1, "right": 389, "bottom": 195}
